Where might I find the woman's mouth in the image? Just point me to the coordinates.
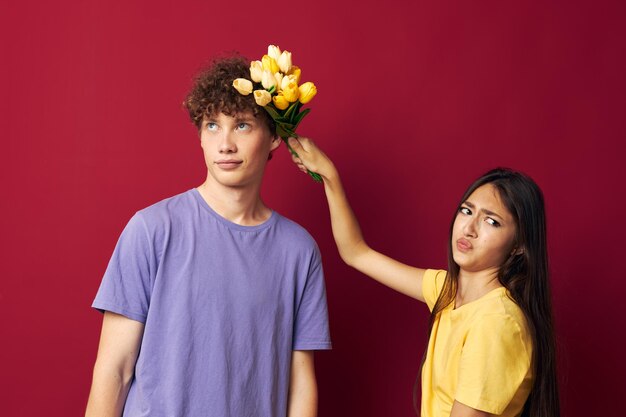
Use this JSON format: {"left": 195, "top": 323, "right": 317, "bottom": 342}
{"left": 456, "top": 238, "right": 473, "bottom": 253}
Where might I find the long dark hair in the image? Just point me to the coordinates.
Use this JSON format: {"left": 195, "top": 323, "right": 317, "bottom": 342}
{"left": 423, "top": 168, "right": 560, "bottom": 417}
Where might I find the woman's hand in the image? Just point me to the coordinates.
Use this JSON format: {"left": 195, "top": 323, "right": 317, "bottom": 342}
{"left": 288, "top": 137, "right": 337, "bottom": 182}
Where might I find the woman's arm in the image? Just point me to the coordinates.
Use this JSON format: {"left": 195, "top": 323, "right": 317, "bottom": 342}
{"left": 450, "top": 400, "right": 491, "bottom": 417}
{"left": 289, "top": 137, "right": 426, "bottom": 301}
{"left": 85, "top": 312, "right": 144, "bottom": 417}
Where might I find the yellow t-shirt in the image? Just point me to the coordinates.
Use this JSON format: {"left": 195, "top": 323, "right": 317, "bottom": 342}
{"left": 421, "top": 270, "right": 533, "bottom": 417}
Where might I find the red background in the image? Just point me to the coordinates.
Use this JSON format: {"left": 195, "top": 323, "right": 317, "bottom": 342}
{"left": 2, "top": 1, "right": 625, "bottom": 415}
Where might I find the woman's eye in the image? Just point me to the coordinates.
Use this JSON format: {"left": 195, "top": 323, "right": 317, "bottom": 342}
{"left": 459, "top": 207, "right": 471, "bottom": 215}
{"left": 486, "top": 217, "right": 501, "bottom": 227}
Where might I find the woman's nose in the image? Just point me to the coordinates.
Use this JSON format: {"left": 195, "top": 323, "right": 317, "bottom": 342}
{"left": 463, "top": 217, "right": 478, "bottom": 238}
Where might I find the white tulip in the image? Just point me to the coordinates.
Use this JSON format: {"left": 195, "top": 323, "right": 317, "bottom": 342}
{"left": 232, "top": 78, "right": 253, "bottom": 95}
{"left": 261, "top": 70, "right": 276, "bottom": 90}
{"left": 277, "top": 51, "right": 292, "bottom": 74}
{"left": 249, "top": 61, "right": 263, "bottom": 83}
{"left": 253, "top": 89, "right": 272, "bottom": 106}
{"left": 268, "top": 45, "right": 282, "bottom": 62}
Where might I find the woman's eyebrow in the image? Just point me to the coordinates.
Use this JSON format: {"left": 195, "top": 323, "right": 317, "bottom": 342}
{"left": 481, "top": 208, "right": 504, "bottom": 220}
{"left": 464, "top": 200, "right": 504, "bottom": 220}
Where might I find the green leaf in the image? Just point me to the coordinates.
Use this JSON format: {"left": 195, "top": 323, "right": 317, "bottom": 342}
{"left": 283, "top": 102, "right": 299, "bottom": 122}
{"left": 277, "top": 120, "right": 295, "bottom": 131}
{"left": 293, "top": 108, "right": 311, "bottom": 129}
{"left": 263, "top": 105, "right": 282, "bottom": 120}
{"left": 276, "top": 124, "right": 296, "bottom": 139}
{"left": 292, "top": 102, "right": 303, "bottom": 123}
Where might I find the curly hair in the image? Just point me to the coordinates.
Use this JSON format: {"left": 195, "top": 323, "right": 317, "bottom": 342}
{"left": 183, "top": 55, "right": 275, "bottom": 135}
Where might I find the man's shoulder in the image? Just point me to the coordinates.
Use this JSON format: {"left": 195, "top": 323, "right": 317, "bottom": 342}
{"left": 272, "top": 212, "right": 319, "bottom": 251}
{"left": 134, "top": 189, "right": 196, "bottom": 226}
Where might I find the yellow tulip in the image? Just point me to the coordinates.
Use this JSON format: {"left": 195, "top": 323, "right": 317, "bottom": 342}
{"left": 273, "top": 93, "right": 289, "bottom": 110}
{"left": 262, "top": 54, "right": 280, "bottom": 74}
{"left": 249, "top": 61, "right": 263, "bottom": 83}
{"left": 232, "top": 78, "right": 253, "bottom": 96}
{"left": 282, "top": 81, "right": 300, "bottom": 103}
{"left": 277, "top": 50, "right": 292, "bottom": 74}
{"left": 253, "top": 90, "right": 272, "bottom": 106}
{"left": 298, "top": 82, "right": 317, "bottom": 104}
{"left": 268, "top": 45, "right": 282, "bottom": 62}
{"left": 288, "top": 66, "right": 301, "bottom": 84}
{"left": 261, "top": 70, "right": 276, "bottom": 90}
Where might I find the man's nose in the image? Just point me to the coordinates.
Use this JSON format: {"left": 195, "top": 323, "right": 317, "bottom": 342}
{"left": 218, "top": 131, "right": 237, "bottom": 153}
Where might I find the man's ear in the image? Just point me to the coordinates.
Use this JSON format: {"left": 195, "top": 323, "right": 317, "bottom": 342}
{"left": 269, "top": 135, "right": 281, "bottom": 151}
{"left": 268, "top": 136, "right": 281, "bottom": 161}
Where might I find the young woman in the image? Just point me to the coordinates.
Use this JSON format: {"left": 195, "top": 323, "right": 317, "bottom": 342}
{"left": 288, "top": 137, "right": 559, "bottom": 417}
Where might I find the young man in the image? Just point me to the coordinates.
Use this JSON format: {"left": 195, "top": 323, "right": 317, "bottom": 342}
{"left": 85, "top": 56, "right": 331, "bottom": 417}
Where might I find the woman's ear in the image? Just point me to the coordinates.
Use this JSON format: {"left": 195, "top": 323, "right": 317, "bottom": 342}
{"left": 511, "top": 247, "right": 525, "bottom": 256}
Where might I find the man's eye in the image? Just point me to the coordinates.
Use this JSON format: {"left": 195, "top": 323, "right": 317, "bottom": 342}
{"left": 206, "top": 122, "right": 218, "bottom": 131}
{"left": 237, "top": 123, "right": 250, "bottom": 130}
{"left": 459, "top": 207, "right": 471, "bottom": 215}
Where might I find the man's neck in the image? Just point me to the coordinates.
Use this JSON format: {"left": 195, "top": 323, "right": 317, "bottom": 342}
{"left": 197, "top": 180, "right": 272, "bottom": 226}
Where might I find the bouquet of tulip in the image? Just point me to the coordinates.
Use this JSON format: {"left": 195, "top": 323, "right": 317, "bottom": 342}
{"left": 232, "top": 45, "right": 321, "bottom": 182}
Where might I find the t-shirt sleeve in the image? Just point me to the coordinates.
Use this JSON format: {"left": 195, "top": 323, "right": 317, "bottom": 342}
{"left": 455, "top": 314, "right": 532, "bottom": 414}
{"left": 92, "top": 213, "right": 155, "bottom": 323}
{"left": 422, "top": 269, "right": 447, "bottom": 311}
{"left": 292, "top": 247, "right": 332, "bottom": 351}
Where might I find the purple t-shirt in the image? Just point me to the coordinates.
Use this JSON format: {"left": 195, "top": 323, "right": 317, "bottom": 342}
{"left": 93, "top": 189, "right": 331, "bottom": 417}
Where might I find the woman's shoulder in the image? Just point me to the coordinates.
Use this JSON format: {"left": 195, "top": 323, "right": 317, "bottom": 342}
{"left": 467, "top": 291, "right": 533, "bottom": 352}
{"left": 422, "top": 269, "right": 448, "bottom": 310}
{"left": 496, "top": 290, "right": 530, "bottom": 331}
{"left": 466, "top": 289, "right": 526, "bottom": 324}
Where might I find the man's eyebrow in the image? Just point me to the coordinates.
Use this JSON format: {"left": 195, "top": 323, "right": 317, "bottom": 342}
{"left": 234, "top": 116, "right": 256, "bottom": 122}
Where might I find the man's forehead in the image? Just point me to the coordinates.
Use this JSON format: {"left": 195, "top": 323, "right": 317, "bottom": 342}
{"left": 203, "top": 111, "right": 257, "bottom": 121}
